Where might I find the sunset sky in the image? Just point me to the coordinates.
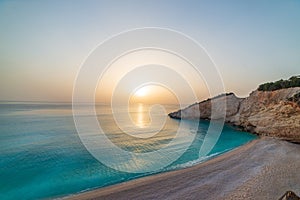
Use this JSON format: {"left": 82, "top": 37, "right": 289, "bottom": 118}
{"left": 1, "top": 0, "right": 299, "bottom": 103}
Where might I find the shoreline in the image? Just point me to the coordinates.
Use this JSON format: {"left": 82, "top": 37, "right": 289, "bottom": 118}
{"left": 66, "top": 137, "right": 300, "bottom": 200}
{"left": 65, "top": 139, "right": 259, "bottom": 199}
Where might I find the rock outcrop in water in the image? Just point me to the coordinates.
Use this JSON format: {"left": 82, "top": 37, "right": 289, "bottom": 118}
{"left": 169, "top": 84, "right": 300, "bottom": 143}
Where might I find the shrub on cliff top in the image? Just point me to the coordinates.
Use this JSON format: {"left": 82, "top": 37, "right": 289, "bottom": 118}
{"left": 258, "top": 75, "right": 300, "bottom": 91}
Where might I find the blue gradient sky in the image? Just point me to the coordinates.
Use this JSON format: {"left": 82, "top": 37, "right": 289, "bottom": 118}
{"left": 0, "top": 0, "right": 299, "bottom": 102}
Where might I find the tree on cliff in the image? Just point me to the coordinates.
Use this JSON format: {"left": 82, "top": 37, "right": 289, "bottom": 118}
{"left": 258, "top": 75, "right": 300, "bottom": 91}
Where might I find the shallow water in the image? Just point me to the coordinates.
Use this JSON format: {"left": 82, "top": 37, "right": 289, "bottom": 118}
{"left": 0, "top": 103, "right": 256, "bottom": 200}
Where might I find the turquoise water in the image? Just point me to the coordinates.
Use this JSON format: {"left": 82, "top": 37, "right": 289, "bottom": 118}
{"left": 0, "top": 103, "right": 256, "bottom": 200}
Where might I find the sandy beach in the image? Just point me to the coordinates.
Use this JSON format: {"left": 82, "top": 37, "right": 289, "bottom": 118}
{"left": 67, "top": 137, "right": 300, "bottom": 200}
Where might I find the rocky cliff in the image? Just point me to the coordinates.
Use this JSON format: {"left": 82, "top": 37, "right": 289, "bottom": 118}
{"left": 169, "top": 87, "right": 300, "bottom": 143}
{"left": 169, "top": 93, "right": 243, "bottom": 120}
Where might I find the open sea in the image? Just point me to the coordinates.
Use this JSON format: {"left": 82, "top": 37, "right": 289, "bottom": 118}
{"left": 0, "top": 102, "right": 256, "bottom": 200}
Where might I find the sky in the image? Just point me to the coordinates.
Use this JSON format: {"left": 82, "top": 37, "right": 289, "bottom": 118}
{"left": 0, "top": 0, "right": 300, "bottom": 103}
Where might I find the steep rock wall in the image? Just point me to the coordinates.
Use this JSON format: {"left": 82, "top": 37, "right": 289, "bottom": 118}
{"left": 169, "top": 88, "right": 300, "bottom": 142}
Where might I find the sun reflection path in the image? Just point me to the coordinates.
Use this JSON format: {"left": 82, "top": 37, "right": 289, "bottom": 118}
{"left": 136, "top": 103, "right": 148, "bottom": 128}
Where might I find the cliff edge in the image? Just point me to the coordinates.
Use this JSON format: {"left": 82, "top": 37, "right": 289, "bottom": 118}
{"left": 169, "top": 78, "right": 300, "bottom": 143}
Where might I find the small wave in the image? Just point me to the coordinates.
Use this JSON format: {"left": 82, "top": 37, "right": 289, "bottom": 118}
{"left": 165, "top": 148, "right": 234, "bottom": 171}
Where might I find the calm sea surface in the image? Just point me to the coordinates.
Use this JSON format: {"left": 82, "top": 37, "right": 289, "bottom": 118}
{"left": 0, "top": 103, "right": 256, "bottom": 199}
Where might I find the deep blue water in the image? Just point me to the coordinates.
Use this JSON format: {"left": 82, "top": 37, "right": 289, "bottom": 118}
{"left": 0, "top": 103, "right": 256, "bottom": 199}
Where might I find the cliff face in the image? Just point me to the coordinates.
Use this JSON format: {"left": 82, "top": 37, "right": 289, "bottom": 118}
{"left": 169, "top": 93, "right": 243, "bottom": 120}
{"left": 168, "top": 87, "right": 300, "bottom": 142}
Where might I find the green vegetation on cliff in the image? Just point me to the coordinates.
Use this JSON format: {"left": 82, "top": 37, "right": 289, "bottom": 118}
{"left": 258, "top": 75, "right": 300, "bottom": 91}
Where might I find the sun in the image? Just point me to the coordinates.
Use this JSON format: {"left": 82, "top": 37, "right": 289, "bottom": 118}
{"left": 130, "top": 84, "right": 179, "bottom": 104}
{"left": 134, "top": 86, "right": 149, "bottom": 97}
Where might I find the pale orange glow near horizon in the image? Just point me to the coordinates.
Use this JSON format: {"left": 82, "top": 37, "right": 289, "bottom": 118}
{"left": 134, "top": 86, "right": 149, "bottom": 97}
{"left": 129, "top": 85, "right": 179, "bottom": 104}
{"left": 94, "top": 49, "right": 210, "bottom": 105}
